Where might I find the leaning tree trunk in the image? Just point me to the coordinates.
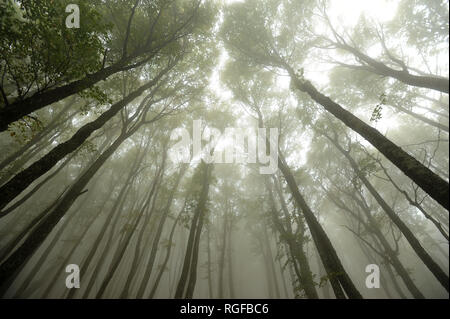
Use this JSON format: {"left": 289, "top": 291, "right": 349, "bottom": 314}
{"left": 335, "top": 42, "right": 449, "bottom": 94}
{"left": 184, "top": 164, "right": 213, "bottom": 299}
{"left": 269, "top": 178, "right": 319, "bottom": 299}
{"left": 0, "top": 49, "right": 159, "bottom": 132}
{"left": 254, "top": 109, "right": 361, "bottom": 299}
{"left": 284, "top": 64, "right": 449, "bottom": 211}
{"left": 277, "top": 150, "right": 363, "bottom": 299}
{"left": 175, "top": 162, "right": 212, "bottom": 299}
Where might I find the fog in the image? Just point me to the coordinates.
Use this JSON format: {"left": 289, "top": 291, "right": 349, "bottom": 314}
{"left": 0, "top": 0, "right": 448, "bottom": 299}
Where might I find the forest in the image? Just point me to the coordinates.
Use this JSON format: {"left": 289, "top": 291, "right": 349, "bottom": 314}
{"left": 0, "top": 0, "right": 448, "bottom": 299}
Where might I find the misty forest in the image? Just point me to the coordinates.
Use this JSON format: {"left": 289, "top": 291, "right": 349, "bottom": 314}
{"left": 0, "top": 0, "right": 448, "bottom": 299}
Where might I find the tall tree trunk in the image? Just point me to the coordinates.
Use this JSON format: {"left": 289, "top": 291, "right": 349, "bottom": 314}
{"left": 277, "top": 254, "right": 290, "bottom": 299}
{"left": 277, "top": 150, "right": 362, "bottom": 299}
{"left": 0, "top": 1, "right": 198, "bottom": 132}
{"left": 285, "top": 64, "right": 449, "bottom": 210}
{"left": 0, "top": 48, "right": 161, "bottom": 132}
{"left": 217, "top": 200, "right": 228, "bottom": 299}
{"left": 262, "top": 224, "right": 281, "bottom": 299}
{"left": 206, "top": 225, "right": 214, "bottom": 299}
{"left": 254, "top": 105, "right": 362, "bottom": 299}
{"left": 0, "top": 187, "right": 68, "bottom": 263}
{"left": 6, "top": 190, "right": 88, "bottom": 297}
{"left": 0, "top": 130, "right": 63, "bottom": 187}
{"left": 0, "top": 149, "right": 79, "bottom": 218}
{"left": 269, "top": 177, "right": 319, "bottom": 299}
{"left": 314, "top": 250, "right": 331, "bottom": 299}
{"left": 227, "top": 217, "right": 235, "bottom": 299}
{"left": 184, "top": 164, "right": 213, "bottom": 299}
{"left": 119, "top": 143, "right": 166, "bottom": 298}
{"left": 94, "top": 190, "right": 149, "bottom": 298}
{"left": 256, "top": 234, "right": 274, "bottom": 298}
{"left": 175, "top": 162, "right": 212, "bottom": 298}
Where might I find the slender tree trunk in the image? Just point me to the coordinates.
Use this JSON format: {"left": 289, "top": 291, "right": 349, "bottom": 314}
{"left": 184, "top": 164, "right": 212, "bottom": 299}
{"left": 277, "top": 150, "right": 362, "bottom": 298}
{"left": 325, "top": 133, "right": 448, "bottom": 292}
{"left": 262, "top": 224, "right": 281, "bottom": 299}
{"left": 148, "top": 202, "right": 186, "bottom": 298}
{"left": 384, "top": 261, "right": 408, "bottom": 299}
{"left": 0, "top": 130, "right": 63, "bottom": 187}
{"left": 354, "top": 234, "right": 394, "bottom": 298}
{"left": 134, "top": 163, "right": 185, "bottom": 298}
{"left": 253, "top": 106, "right": 361, "bottom": 298}
{"left": 0, "top": 186, "right": 68, "bottom": 263}
{"left": 0, "top": 65, "right": 172, "bottom": 212}
{"left": 227, "top": 218, "right": 235, "bottom": 299}
{"left": 95, "top": 142, "right": 163, "bottom": 298}
{"left": 277, "top": 255, "right": 290, "bottom": 299}
{"left": 206, "top": 225, "right": 214, "bottom": 299}
{"left": 94, "top": 190, "right": 148, "bottom": 298}
{"left": 314, "top": 250, "right": 331, "bottom": 299}
{"left": 77, "top": 178, "right": 134, "bottom": 299}
{"left": 0, "top": 49, "right": 159, "bottom": 132}
{"left": 415, "top": 93, "right": 449, "bottom": 110}
{"left": 258, "top": 234, "right": 274, "bottom": 299}
{"left": 217, "top": 201, "right": 228, "bottom": 299}
{"left": 269, "top": 178, "right": 319, "bottom": 299}
{"left": 0, "top": 146, "right": 81, "bottom": 217}
{"left": 175, "top": 163, "right": 212, "bottom": 298}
